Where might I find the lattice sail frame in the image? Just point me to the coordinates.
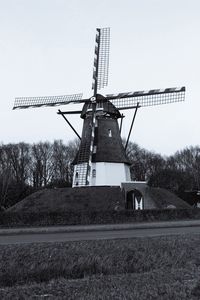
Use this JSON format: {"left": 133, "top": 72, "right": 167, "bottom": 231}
{"left": 106, "top": 87, "right": 185, "bottom": 110}
{"left": 92, "top": 27, "right": 110, "bottom": 92}
{"left": 13, "top": 93, "right": 83, "bottom": 110}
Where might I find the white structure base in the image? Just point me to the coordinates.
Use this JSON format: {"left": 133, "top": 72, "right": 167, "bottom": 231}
{"left": 73, "top": 162, "right": 131, "bottom": 187}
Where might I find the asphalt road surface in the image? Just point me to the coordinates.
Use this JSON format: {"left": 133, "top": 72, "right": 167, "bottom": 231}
{"left": 1, "top": 221, "right": 200, "bottom": 244}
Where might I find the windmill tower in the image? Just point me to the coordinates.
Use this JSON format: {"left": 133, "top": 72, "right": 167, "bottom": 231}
{"left": 13, "top": 27, "right": 185, "bottom": 188}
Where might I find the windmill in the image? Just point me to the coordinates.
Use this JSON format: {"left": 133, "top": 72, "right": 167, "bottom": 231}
{"left": 13, "top": 27, "right": 185, "bottom": 188}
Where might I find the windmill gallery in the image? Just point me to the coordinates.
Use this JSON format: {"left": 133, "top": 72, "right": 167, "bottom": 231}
{"left": 13, "top": 28, "right": 186, "bottom": 210}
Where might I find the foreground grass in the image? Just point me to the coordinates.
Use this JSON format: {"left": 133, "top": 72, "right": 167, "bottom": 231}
{"left": 0, "top": 269, "right": 199, "bottom": 300}
{"left": 1, "top": 235, "right": 200, "bottom": 299}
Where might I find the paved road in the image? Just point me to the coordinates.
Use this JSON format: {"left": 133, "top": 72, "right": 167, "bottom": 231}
{"left": 1, "top": 220, "right": 200, "bottom": 244}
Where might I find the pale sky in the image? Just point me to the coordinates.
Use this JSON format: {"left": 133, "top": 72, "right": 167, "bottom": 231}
{"left": 0, "top": 0, "right": 200, "bottom": 155}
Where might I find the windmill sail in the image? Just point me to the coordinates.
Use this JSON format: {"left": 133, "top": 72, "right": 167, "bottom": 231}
{"left": 73, "top": 103, "right": 97, "bottom": 187}
{"left": 75, "top": 27, "right": 111, "bottom": 187}
{"left": 106, "top": 87, "right": 185, "bottom": 110}
{"left": 13, "top": 93, "right": 83, "bottom": 110}
{"left": 92, "top": 27, "right": 110, "bottom": 92}
{"left": 73, "top": 28, "right": 111, "bottom": 186}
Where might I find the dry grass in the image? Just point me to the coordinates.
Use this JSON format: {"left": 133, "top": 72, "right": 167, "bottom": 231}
{"left": 147, "top": 187, "right": 191, "bottom": 209}
{"left": 0, "top": 269, "right": 198, "bottom": 300}
{"left": 0, "top": 235, "right": 200, "bottom": 299}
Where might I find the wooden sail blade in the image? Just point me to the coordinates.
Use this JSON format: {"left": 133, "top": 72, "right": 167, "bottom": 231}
{"left": 92, "top": 27, "right": 110, "bottom": 92}
{"left": 13, "top": 93, "right": 84, "bottom": 110}
{"left": 106, "top": 87, "right": 185, "bottom": 110}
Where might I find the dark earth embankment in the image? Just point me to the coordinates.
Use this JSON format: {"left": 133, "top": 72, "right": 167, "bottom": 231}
{"left": 7, "top": 185, "right": 190, "bottom": 213}
{"left": 7, "top": 186, "right": 124, "bottom": 213}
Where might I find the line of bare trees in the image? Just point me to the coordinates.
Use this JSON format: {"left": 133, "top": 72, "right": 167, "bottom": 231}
{"left": 127, "top": 143, "right": 200, "bottom": 190}
{"left": 127, "top": 142, "right": 200, "bottom": 205}
{"left": 0, "top": 139, "right": 199, "bottom": 209}
{"left": 0, "top": 140, "right": 79, "bottom": 209}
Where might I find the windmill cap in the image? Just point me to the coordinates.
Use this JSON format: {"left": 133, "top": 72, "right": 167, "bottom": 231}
{"left": 81, "top": 94, "right": 122, "bottom": 119}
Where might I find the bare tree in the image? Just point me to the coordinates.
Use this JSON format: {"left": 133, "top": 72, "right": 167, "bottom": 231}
{"left": 31, "top": 142, "right": 53, "bottom": 187}
{"left": 172, "top": 146, "right": 200, "bottom": 190}
{"left": 0, "top": 143, "right": 31, "bottom": 208}
{"left": 126, "top": 142, "right": 165, "bottom": 181}
{"left": 5, "top": 143, "right": 30, "bottom": 184}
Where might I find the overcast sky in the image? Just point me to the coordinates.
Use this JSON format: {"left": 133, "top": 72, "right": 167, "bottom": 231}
{"left": 0, "top": 0, "right": 199, "bottom": 155}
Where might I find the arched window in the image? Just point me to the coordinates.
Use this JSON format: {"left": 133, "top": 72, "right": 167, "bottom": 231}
{"left": 108, "top": 129, "right": 112, "bottom": 137}
{"left": 92, "top": 169, "right": 96, "bottom": 178}
{"left": 75, "top": 172, "right": 79, "bottom": 186}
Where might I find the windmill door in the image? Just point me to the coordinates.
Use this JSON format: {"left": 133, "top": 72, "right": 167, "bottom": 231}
{"left": 126, "top": 190, "right": 143, "bottom": 210}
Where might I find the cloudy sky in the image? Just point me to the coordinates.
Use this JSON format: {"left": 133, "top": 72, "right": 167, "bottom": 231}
{"left": 0, "top": 0, "right": 199, "bottom": 155}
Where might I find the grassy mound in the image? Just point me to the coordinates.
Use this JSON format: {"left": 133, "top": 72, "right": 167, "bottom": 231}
{"left": 147, "top": 187, "right": 191, "bottom": 209}
{"left": 8, "top": 185, "right": 190, "bottom": 215}
{"left": 7, "top": 186, "right": 124, "bottom": 213}
{"left": 2, "top": 184, "right": 192, "bottom": 227}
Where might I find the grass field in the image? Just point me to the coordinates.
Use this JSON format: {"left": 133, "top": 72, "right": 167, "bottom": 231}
{"left": 1, "top": 235, "right": 200, "bottom": 299}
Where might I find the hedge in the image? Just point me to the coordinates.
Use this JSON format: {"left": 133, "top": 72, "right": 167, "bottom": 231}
{"left": 1, "top": 208, "right": 200, "bottom": 228}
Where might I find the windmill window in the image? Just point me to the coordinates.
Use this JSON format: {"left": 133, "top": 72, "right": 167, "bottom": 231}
{"left": 108, "top": 129, "right": 112, "bottom": 137}
{"left": 92, "top": 169, "right": 96, "bottom": 177}
{"left": 97, "top": 102, "right": 103, "bottom": 109}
